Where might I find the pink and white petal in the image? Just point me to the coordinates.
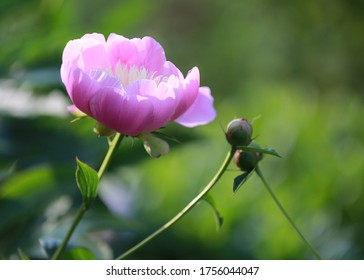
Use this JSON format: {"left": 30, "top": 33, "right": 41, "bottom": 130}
{"left": 131, "top": 36, "right": 166, "bottom": 73}
{"left": 67, "top": 68, "right": 102, "bottom": 115}
{"left": 125, "top": 80, "right": 177, "bottom": 132}
{"left": 161, "top": 61, "right": 184, "bottom": 79}
{"left": 61, "top": 34, "right": 107, "bottom": 79}
{"left": 170, "top": 66, "right": 200, "bottom": 119}
{"left": 81, "top": 33, "right": 106, "bottom": 42}
{"left": 106, "top": 34, "right": 139, "bottom": 68}
{"left": 67, "top": 67, "right": 123, "bottom": 119}
{"left": 78, "top": 42, "right": 109, "bottom": 74}
{"left": 175, "top": 86, "right": 216, "bottom": 127}
{"left": 89, "top": 87, "right": 155, "bottom": 136}
{"left": 90, "top": 69, "right": 121, "bottom": 88}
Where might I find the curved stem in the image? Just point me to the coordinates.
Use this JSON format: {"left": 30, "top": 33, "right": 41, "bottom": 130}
{"left": 255, "top": 166, "right": 322, "bottom": 260}
{"left": 51, "top": 133, "right": 124, "bottom": 260}
{"left": 116, "top": 146, "right": 236, "bottom": 260}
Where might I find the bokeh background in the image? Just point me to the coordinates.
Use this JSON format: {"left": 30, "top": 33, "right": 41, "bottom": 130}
{"left": 1, "top": 0, "right": 364, "bottom": 260}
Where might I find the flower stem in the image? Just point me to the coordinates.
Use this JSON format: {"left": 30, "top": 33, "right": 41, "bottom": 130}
{"left": 51, "top": 133, "right": 124, "bottom": 260}
{"left": 116, "top": 146, "right": 236, "bottom": 260}
{"left": 255, "top": 166, "right": 322, "bottom": 260}
{"left": 51, "top": 204, "right": 87, "bottom": 260}
{"left": 98, "top": 133, "right": 124, "bottom": 180}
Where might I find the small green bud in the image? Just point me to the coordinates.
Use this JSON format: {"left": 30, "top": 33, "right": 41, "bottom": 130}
{"left": 225, "top": 118, "right": 253, "bottom": 147}
{"left": 233, "top": 141, "right": 263, "bottom": 171}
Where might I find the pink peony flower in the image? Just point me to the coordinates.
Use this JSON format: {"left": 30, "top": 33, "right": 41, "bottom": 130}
{"left": 61, "top": 33, "right": 216, "bottom": 136}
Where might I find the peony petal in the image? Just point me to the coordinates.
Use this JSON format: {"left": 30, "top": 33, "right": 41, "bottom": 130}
{"left": 67, "top": 68, "right": 121, "bottom": 116}
{"left": 89, "top": 87, "right": 155, "bottom": 136}
{"left": 66, "top": 68, "right": 101, "bottom": 115}
{"left": 131, "top": 36, "right": 166, "bottom": 73}
{"left": 106, "top": 34, "right": 139, "bottom": 69}
{"left": 175, "top": 86, "right": 216, "bottom": 127}
{"left": 79, "top": 42, "right": 108, "bottom": 74}
{"left": 61, "top": 33, "right": 107, "bottom": 86}
{"left": 106, "top": 35, "right": 166, "bottom": 72}
{"left": 162, "top": 61, "right": 184, "bottom": 79}
{"left": 82, "top": 33, "right": 106, "bottom": 42}
{"left": 125, "top": 79, "right": 177, "bottom": 132}
{"left": 170, "top": 66, "right": 200, "bottom": 120}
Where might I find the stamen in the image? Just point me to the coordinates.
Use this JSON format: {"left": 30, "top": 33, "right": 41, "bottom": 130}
{"left": 113, "top": 63, "right": 167, "bottom": 86}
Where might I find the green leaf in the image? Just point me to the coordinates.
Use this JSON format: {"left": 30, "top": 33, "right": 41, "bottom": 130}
{"left": 233, "top": 172, "right": 252, "bottom": 193}
{"left": 0, "top": 165, "right": 55, "bottom": 230}
{"left": 236, "top": 146, "right": 281, "bottom": 157}
{"left": 75, "top": 158, "right": 99, "bottom": 209}
{"left": 60, "top": 247, "right": 96, "bottom": 260}
{"left": 203, "top": 194, "right": 224, "bottom": 231}
{"left": 17, "top": 248, "right": 30, "bottom": 260}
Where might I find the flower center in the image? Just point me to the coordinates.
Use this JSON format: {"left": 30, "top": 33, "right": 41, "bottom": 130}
{"left": 113, "top": 63, "right": 167, "bottom": 87}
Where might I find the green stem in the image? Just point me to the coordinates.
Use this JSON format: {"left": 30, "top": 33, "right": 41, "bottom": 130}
{"left": 51, "top": 204, "right": 87, "bottom": 260}
{"left": 116, "top": 146, "right": 236, "bottom": 260}
{"left": 255, "top": 166, "right": 322, "bottom": 260}
{"left": 51, "top": 133, "right": 124, "bottom": 260}
{"left": 98, "top": 133, "right": 124, "bottom": 180}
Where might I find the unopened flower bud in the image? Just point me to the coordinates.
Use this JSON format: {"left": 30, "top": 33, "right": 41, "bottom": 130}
{"left": 233, "top": 141, "right": 263, "bottom": 171}
{"left": 225, "top": 118, "right": 253, "bottom": 147}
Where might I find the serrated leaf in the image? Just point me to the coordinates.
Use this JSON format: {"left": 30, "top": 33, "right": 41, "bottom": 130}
{"left": 75, "top": 158, "right": 99, "bottom": 209}
{"left": 233, "top": 172, "right": 252, "bottom": 193}
{"left": 203, "top": 194, "right": 224, "bottom": 231}
{"left": 237, "top": 146, "right": 281, "bottom": 157}
{"left": 17, "top": 248, "right": 30, "bottom": 260}
{"left": 60, "top": 247, "right": 96, "bottom": 260}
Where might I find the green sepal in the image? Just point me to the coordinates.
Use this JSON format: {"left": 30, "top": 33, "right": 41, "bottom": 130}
{"left": 75, "top": 158, "right": 99, "bottom": 209}
{"left": 70, "top": 116, "right": 88, "bottom": 123}
{"left": 60, "top": 247, "right": 96, "bottom": 260}
{"left": 203, "top": 194, "right": 224, "bottom": 231}
{"left": 139, "top": 133, "right": 170, "bottom": 159}
{"left": 233, "top": 171, "right": 252, "bottom": 193}
{"left": 17, "top": 248, "right": 30, "bottom": 260}
{"left": 236, "top": 146, "right": 281, "bottom": 158}
{"left": 93, "top": 122, "right": 115, "bottom": 137}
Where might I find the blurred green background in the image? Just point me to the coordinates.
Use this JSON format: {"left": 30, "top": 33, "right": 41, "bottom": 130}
{"left": 1, "top": 0, "right": 364, "bottom": 259}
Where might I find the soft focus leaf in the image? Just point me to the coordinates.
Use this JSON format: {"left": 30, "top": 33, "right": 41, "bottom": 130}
{"left": 17, "top": 248, "right": 30, "bottom": 260}
{"left": 39, "top": 238, "right": 63, "bottom": 259}
{"left": 0, "top": 166, "right": 55, "bottom": 230}
{"left": 75, "top": 158, "right": 99, "bottom": 209}
{"left": 233, "top": 172, "right": 252, "bottom": 193}
{"left": 237, "top": 146, "right": 281, "bottom": 158}
{"left": 203, "top": 194, "right": 224, "bottom": 231}
{"left": 60, "top": 247, "right": 96, "bottom": 260}
{"left": 0, "top": 162, "right": 17, "bottom": 185}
